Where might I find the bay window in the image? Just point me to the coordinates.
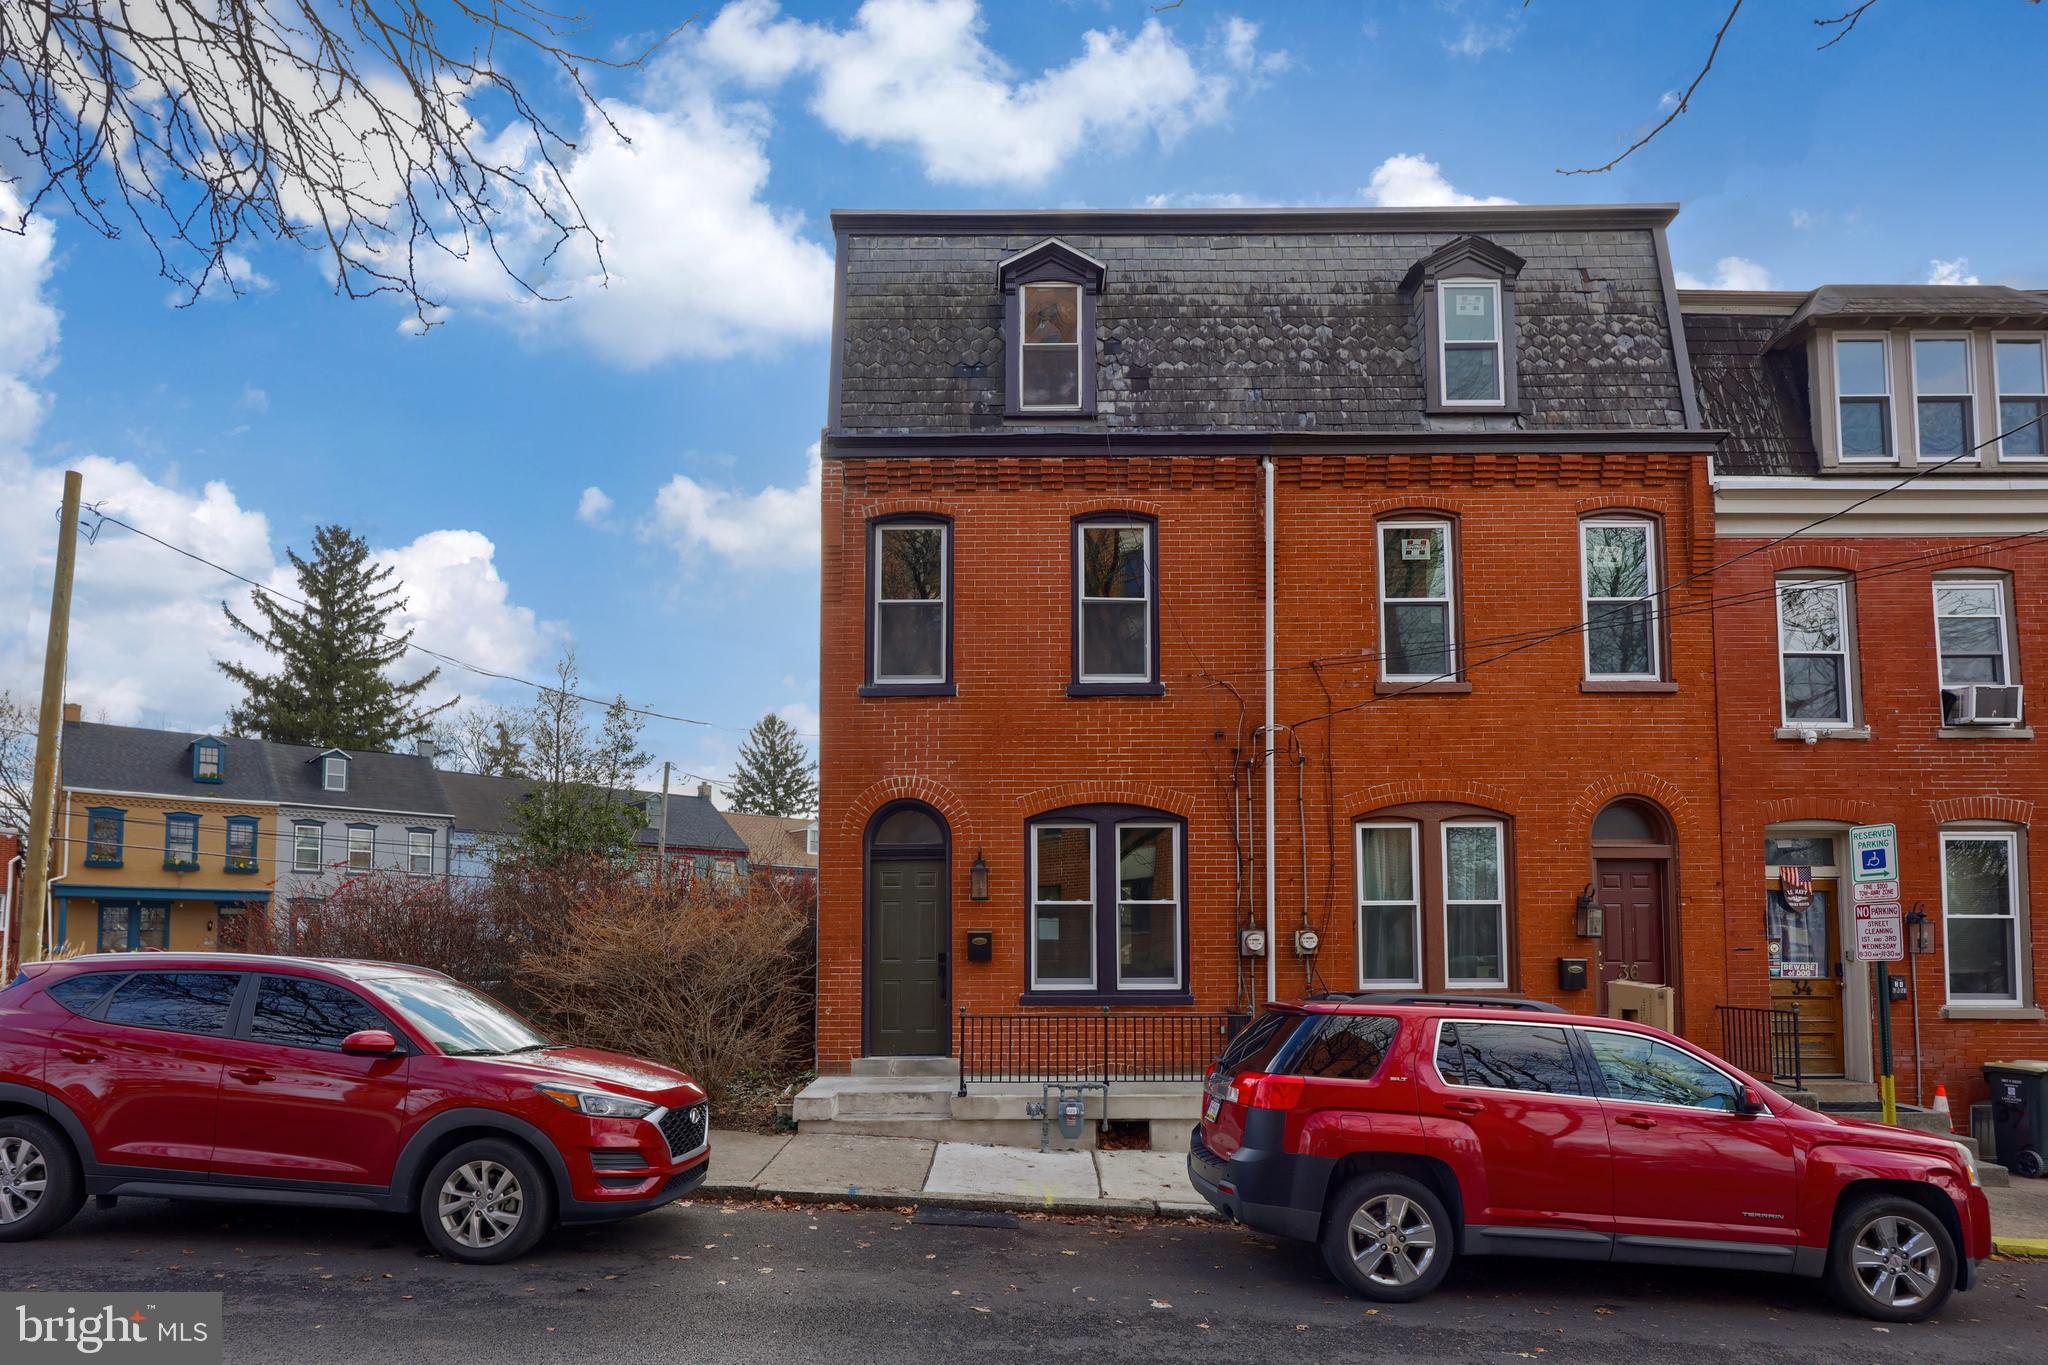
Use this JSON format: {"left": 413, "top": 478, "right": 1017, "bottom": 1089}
{"left": 1027, "top": 806, "right": 1185, "bottom": 999}
{"left": 1942, "top": 829, "right": 2024, "bottom": 1005}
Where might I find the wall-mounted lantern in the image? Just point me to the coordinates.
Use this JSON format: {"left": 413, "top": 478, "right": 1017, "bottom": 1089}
{"left": 970, "top": 850, "right": 990, "bottom": 902}
{"left": 1574, "top": 884, "right": 1603, "bottom": 938}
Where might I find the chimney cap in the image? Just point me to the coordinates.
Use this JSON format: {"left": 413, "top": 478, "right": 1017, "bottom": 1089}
{"left": 62, "top": 702, "right": 81, "bottom": 723}
{"left": 415, "top": 738, "right": 437, "bottom": 764}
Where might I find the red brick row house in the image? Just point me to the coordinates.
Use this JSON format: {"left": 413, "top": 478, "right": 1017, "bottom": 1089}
{"left": 1687, "top": 285, "right": 2048, "bottom": 1114}
{"left": 816, "top": 205, "right": 1732, "bottom": 1090}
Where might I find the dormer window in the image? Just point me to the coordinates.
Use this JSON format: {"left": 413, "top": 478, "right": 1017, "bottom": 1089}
{"left": 1912, "top": 336, "right": 1973, "bottom": 459}
{"left": 998, "top": 238, "right": 1106, "bottom": 419}
{"left": 192, "top": 738, "right": 224, "bottom": 782}
{"left": 1405, "top": 235, "right": 1524, "bottom": 416}
{"left": 323, "top": 754, "right": 348, "bottom": 791}
{"left": 1997, "top": 338, "right": 2047, "bottom": 458}
{"left": 1834, "top": 335, "right": 1894, "bottom": 460}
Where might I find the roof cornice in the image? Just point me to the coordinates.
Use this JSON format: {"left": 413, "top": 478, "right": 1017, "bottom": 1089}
{"left": 823, "top": 429, "right": 1726, "bottom": 458}
{"left": 831, "top": 204, "right": 1681, "bottom": 235}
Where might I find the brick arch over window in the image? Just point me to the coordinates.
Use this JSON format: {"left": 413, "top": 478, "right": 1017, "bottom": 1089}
{"left": 1570, "top": 776, "right": 1706, "bottom": 846}
{"left": 1929, "top": 795, "right": 2034, "bottom": 826}
{"left": 840, "top": 777, "right": 979, "bottom": 855}
{"left": 1573, "top": 494, "right": 1681, "bottom": 518}
{"left": 1009, "top": 781, "right": 1196, "bottom": 821}
{"left": 1767, "top": 544, "right": 1862, "bottom": 573}
{"left": 1339, "top": 778, "right": 1514, "bottom": 819}
{"left": 852, "top": 496, "right": 953, "bottom": 523}
{"left": 1069, "top": 497, "right": 1167, "bottom": 521}
{"left": 1753, "top": 797, "right": 1884, "bottom": 827}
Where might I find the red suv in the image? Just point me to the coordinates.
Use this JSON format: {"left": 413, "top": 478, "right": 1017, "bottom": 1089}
{"left": 0, "top": 954, "right": 710, "bottom": 1263}
{"left": 1189, "top": 996, "right": 1991, "bottom": 1322}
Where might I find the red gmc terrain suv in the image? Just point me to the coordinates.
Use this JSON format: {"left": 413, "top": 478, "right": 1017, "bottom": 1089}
{"left": 1190, "top": 996, "right": 1991, "bottom": 1322}
{"left": 0, "top": 954, "right": 710, "bottom": 1263}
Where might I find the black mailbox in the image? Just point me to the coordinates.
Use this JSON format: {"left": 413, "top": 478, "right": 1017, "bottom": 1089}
{"left": 1557, "top": 957, "right": 1589, "bottom": 991}
{"left": 966, "top": 930, "right": 993, "bottom": 963}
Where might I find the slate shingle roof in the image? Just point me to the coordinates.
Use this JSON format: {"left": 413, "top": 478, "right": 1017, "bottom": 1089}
{"left": 265, "top": 742, "right": 453, "bottom": 815}
{"left": 439, "top": 771, "right": 533, "bottom": 836}
{"left": 61, "top": 721, "right": 279, "bottom": 802}
{"left": 631, "top": 792, "right": 749, "bottom": 855}
{"left": 434, "top": 772, "right": 748, "bottom": 854}
{"left": 832, "top": 209, "right": 1691, "bottom": 436}
{"left": 1683, "top": 312, "right": 1818, "bottom": 477}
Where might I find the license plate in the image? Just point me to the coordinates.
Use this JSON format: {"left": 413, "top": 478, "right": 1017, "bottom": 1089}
{"left": 1203, "top": 1096, "right": 1221, "bottom": 1122}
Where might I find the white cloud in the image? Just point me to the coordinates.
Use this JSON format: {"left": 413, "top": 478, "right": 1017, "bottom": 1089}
{"left": 577, "top": 486, "right": 615, "bottom": 527}
{"left": 1360, "top": 154, "right": 1515, "bottom": 208}
{"left": 1790, "top": 209, "right": 1813, "bottom": 229}
{"left": 776, "top": 699, "right": 820, "bottom": 741}
{"left": 0, "top": 185, "right": 60, "bottom": 453}
{"left": 1445, "top": 17, "right": 1518, "bottom": 59}
{"left": 239, "top": 384, "right": 269, "bottom": 413}
{"left": 1140, "top": 191, "right": 1268, "bottom": 209}
{"left": 372, "top": 530, "right": 554, "bottom": 711}
{"left": 648, "top": 442, "right": 821, "bottom": 569}
{"left": 1674, "top": 256, "right": 1774, "bottom": 291}
{"left": 1927, "top": 257, "right": 1981, "bottom": 286}
{"left": 697, "top": 0, "right": 1281, "bottom": 187}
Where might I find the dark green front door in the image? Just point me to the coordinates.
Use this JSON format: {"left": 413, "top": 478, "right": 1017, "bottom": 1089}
{"left": 868, "top": 859, "right": 947, "bottom": 1056}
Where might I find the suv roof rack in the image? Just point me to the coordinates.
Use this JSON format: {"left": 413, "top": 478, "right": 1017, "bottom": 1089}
{"left": 1311, "top": 992, "right": 1568, "bottom": 1014}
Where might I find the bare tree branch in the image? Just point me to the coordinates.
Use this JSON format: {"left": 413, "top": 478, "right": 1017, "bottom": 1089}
{"left": 1557, "top": 0, "right": 1743, "bottom": 176}
{"left": 0, "top": 3, "right": 691, "bottom": 323}
{"left": 1815, "top": 2, "right": 1880, "bottom": 49}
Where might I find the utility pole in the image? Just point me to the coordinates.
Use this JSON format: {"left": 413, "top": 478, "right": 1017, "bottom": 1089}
{"left": 656, "top": 761, "right": 672, "bottom": 890}
{"left": 20, "top": 470, "right": 83, "bottom": 964}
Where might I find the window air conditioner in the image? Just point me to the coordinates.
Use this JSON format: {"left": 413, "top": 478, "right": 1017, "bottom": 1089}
{"left": 1944, "top": 683, "right": 2024, "bottom": 726}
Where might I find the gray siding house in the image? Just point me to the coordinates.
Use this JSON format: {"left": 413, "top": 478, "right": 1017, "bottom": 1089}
{"left": 267, "top": 742, "right": 457, "bottom": 924}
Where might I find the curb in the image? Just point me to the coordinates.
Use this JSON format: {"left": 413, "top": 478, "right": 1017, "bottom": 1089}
{"left": 699, "top": 1181, "right": 1223, "bottom": 1222}
{"left": 1993, "top": 1236, "right": 2048, "bottom": 1258}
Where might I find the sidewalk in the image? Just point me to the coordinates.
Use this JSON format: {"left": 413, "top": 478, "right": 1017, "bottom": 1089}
{"left": 705, "top": 1129, "right": 1215, "bottom": 1218}
{"left": 708, "top": 1128, "right": 2048, "bottom": 1254}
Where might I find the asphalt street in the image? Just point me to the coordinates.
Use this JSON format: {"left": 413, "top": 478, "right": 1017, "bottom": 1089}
{"left": 4, "top": 1195, "right": 2044, "bottom": 1363}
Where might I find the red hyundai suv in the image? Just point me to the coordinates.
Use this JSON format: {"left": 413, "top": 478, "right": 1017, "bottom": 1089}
{"left": 0, "top": 954, "right": 710, "bottom": 1263}
{"left": 1189, "top": 996, "right": 1991, "bottom": 1322}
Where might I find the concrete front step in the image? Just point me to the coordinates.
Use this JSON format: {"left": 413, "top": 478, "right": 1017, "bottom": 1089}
{"left": 849, "top": 1056, "right": 962, "bottom": 1079}
{"left": 796, "top": 1071, "right": 1204, "bottom": 1150}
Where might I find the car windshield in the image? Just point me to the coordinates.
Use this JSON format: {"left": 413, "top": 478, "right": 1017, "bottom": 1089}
{"left": 363, "top": 975, "right": 550, "bottom": 1056}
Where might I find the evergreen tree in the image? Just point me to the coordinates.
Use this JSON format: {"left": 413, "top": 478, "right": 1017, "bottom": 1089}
{"left": 727, "top": 713, "right": 818, "bottom": 817}
{"left": 219, "top": 525, "right": 453, "bottom": 748}
{"left": 508, "top": 651, "right": 644, "bottom": 866}
{"left": 476, "top": 718, "right": 529, "bottom": 778}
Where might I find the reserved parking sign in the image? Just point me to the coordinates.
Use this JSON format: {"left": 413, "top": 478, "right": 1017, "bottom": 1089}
{"left": 1848, "top": 823, "right": 1898, "bottom": 883}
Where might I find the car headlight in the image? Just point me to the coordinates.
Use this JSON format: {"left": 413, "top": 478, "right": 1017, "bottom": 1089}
{"left": 537, "top": 1085, "right": 658, "bottom": 1120}
{"left": 1960, "top": 1146, "right": 1981, "bottom": 1187}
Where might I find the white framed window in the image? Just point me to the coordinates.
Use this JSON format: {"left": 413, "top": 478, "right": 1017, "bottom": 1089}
{"left": 871, "top": 521, "right": 947, "bottom": 685}
{"left": 1934, "top": 578, "right": 2012, "bottom": 692}
{"left": 346, "top": 826, "right": 373, "bottom": 872}
{"left": 1776, "top": 578, "right": 1855, "bottom": 727}
{"left": 1581, "top": 518, "right": 1659, "bottom": 679}
{"left": 1356, "top": 822, "right": 1422, "bottom": 989}
{"left": 1115, "top": 822, "right": 1180, "bottom": 990}
{"left": 1912, "top": 334, "right": 1975, "bottom": 460}
{"left": 1438, "top": 278, "right": 1503, "bottom": 405}
{"left": 1995, "top": 337, "right": 2048, "bottom": 458}
{"left": 1378, "top": 521, "right": 1455, "bottom": 681}
{"left": 1030, "top": 823, "right": 1096, "bottom": 990}
{"left": 1017, "top": 282, "right": 1083, "bottom": 411}
{"left": 1442, "top": 820, "right": 1507, "bottom": 988}
{"left": 1076, "top": 520, "right": 1153, "bottom": 684}
{"left": 323, "top": 755, "right": 348, "bottom": 791}
{"left": 1941, "top": 829, "right": 2024, "bottom": 1005}
{"left": 407, "top": 829, "right": 434, "bottom": 876}
{"left": 805, "top": 822, "right": 819, "bottom": 857}
{"left": 293, "top": 823, "right": 323, "bottom": 873}
{"left": 1834, "top": 334, "right": 1894, "bottom": 461}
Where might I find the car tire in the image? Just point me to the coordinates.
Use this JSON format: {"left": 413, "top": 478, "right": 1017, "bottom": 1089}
{"left": 1319, "top": 1173, "right": 1455, "bottom": 1303}
{"left": 419, "top": 1139, "right": 554, "bottom": 1265}
{"left": 0, "top": 1114, "right": 85, "bottom": 1243}
{"left": 1826, "top": 1194, "right": 1957, "bottom": 1323}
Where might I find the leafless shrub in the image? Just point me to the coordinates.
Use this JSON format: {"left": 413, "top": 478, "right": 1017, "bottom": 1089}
{"left": 289, "top": 871, "right": 523, "bottom": 989}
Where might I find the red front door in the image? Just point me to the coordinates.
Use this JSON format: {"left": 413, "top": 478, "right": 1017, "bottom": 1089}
{"left": 1597, "top": 858, "right": 1666, "bottom": 1008}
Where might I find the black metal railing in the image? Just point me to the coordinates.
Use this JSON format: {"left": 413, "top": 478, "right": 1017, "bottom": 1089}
{"left": 957, "top": 1008, "right": 1247, "bottom": 1095}
{"left": 1716, "top": 1004, "right": 1802, "bottom": 1089}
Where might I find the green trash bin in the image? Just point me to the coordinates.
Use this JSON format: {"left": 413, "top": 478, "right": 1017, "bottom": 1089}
{"left": 1984, "top": 1060, "right": 2048, "bottom": 1179}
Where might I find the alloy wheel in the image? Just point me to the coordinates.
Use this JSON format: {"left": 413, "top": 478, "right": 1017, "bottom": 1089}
{"left": 1851, "top": 1213, "right": 1943, "bottom": 1310}
{"left": 437, "top": 1160, "right": 525, "bottom": 1250}
{"left": 0, "top": 1136, "right": 48, "bottom": 1225}
{"left": 1347, "top": 1192, "right": 1438, "bottom": 1287}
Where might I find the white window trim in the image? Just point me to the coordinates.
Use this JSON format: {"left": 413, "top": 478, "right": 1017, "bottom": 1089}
{"left": 1579, "top": 517, "right": 1661, "bottom": 681}
{"left": 1442, "top": 819, "right": 1508, "bottom": 990}
{"left": 346, "top": 826, "right": 374, "bottom": 872}
{"left": 195, "top": 744, "right": 222, "bottom": 778}
{"left": 805, "top": 823, "right": 819, "bottom": 857}
{"left": 1438, "top": 277, "right": 1504, "bottom": 407}
{"left": 1993, "top": 334, "right": 2048, "bottom": 460}
{"left": 1356, "top": 821, "right": 1423, "bottom": 990}
{"left": 1377, "top": 520, "right": 1457, "bottom": 683}
{"left": 1076, "top": 520, "right": 1153, "bottom": 684}
{"left": 323, "top": 755, "right": 347, "bottom": 791}
{"left": 1775, "top": 577, "right": 1856, "bottom": 729}
{"left": 1833, "top": 332, "right": 1897, "bottom": 463}
{"left": 1029, "top": 822, "right": 1096, "bottom": 991}
{"left": 872, "top": 522, "right": 947, "bottom": 685}
{"left": 293, "top": 823, "right": 323, "bottom": 874}
{"left": 1113, "top": 821, "right": 1182, "bottom": 991}
{"left": 1931, "top": 576, "right": 2013, "bottom": 699}
{"left": 1016, "top": 282, "right": 1084, "bottom": 414}
{"left": 1940, "top": 828, "right": 2025, "bottom": 1008}
{"left": 407, "top": 829, "right": 434, "bottom": 877}
{"left": 1910, "top": 331, "right": 1978, "bottom": 463}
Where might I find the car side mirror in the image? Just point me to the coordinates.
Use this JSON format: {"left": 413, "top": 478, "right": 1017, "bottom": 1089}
{"left": 341, "top": 1029, "right": 400, "bottom": 1056}
{"left": 1736, "top": 1084, "right": 1767, "bottom": 1116}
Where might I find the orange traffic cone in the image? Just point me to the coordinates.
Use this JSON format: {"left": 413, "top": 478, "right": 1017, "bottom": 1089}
{"left": 1932, "top": 1084, "right": 1953, "bottom": 1130}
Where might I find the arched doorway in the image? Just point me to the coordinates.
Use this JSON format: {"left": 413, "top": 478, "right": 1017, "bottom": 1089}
{"left": 1590, "top": 798, "right": 1675, "bottom": 1011}
{"left": 864, "top": 802, "right": 950, "bottom": 1057}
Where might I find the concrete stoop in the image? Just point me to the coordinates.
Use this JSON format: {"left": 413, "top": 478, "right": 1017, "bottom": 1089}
{"left": 796, "top": 1063, "right": 1203, "bottom": 1151}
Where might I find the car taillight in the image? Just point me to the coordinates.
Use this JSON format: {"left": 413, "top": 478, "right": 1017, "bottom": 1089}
{"left": 1236, "top": 1072, "right": 1305, "bottom": 1110}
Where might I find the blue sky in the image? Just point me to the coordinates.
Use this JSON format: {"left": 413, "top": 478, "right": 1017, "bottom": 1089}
{"left": 4, "top": 0, "right": 2043, "bottom": 793}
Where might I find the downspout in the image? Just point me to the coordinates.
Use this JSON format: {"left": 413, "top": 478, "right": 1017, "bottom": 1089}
{"left": 44, "top": 789, "right": 73, "bottom": 957}
{"left": 1263, "top": 455, "right": 1277, "bottom": 1005}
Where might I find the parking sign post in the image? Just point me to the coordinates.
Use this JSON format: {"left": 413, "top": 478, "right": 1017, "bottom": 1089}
{"left": 1850, "top": 825, "right": 1902, "bottom": 1126}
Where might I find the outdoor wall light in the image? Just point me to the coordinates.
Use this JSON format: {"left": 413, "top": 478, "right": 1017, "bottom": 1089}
{"left": 970, "top": 851, "right": 989, "bottom": 901}
{"left": 1574, "top": 884, "right": 1604, "bottom": 938}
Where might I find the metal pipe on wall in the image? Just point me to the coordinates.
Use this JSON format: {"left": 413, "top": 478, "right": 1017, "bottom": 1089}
{"left": 1262, "top": 455, "right": 1277, "bottom": 1005}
